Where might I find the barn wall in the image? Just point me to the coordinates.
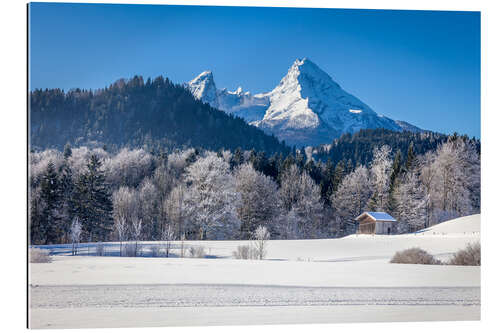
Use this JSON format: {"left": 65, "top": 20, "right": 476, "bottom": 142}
{"left": 375, "top": 222, "right": 394, "bottom": 235}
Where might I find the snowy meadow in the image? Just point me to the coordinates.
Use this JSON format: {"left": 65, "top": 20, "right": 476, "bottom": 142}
{"left": 29, "top": 215, "right": 481, "bottom": 328}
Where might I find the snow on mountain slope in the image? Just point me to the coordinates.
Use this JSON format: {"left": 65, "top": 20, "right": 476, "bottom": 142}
{"left": 395, "top": 120, "right": 424, "bottom": 133}
{"left": 187, "top": 58, "right": 421, "bottom": 146}
{"left": 254, "top": 58, "right": 408, "bottom": 146}
{"left": 187, "top": 71, "right": 219, "bottom": 108}
{"left": 186, "top": 71, "right": 269, "bottom": 122}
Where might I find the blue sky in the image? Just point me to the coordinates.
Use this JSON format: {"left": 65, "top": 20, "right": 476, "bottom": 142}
{"left": 29, "top": 3, "right": 480, "bottom": 138}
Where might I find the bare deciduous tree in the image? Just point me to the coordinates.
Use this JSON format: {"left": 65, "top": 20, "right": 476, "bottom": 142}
{"left": 112, "top": 186, "right": 137, "bottom": 255}
{"left": 137, "top": 178, "right": 160, "bottom": 239}
{"left": 131, "top": 217, "right": 143, "bottom": 257}
{"left": 253, "top": 225, "right": 270, "bottom": 260}
{"left": 179, "top": 233, "right": 186, "bottom": 258}
{"left": 164, "top": 184, "right": 189, "bottom": 239}
{"left": 70, "top": 216, "right": 82, "bottom": 255}
{"left": 115, "top": 216, "right": 127, "bottom": 256}
{"left": 161, "top": 224, "right": 175, "bottom": 257}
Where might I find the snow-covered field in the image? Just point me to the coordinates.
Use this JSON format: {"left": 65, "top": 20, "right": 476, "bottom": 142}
{"left": 29, "top": 214, "right": 481, "bottom": 328}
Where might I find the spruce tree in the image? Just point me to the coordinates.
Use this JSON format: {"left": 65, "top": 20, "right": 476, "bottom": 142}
{"left": 73, "top": 154, "right": 113, "bottom": 242}
{"left": 390, "top": 150, "right": 403, "bottom": 187}
{"left": 231, "top": 147, "right": 244, "bottom": 168}
{"left": 29, "top": 188, "right": 44, "bottom": 245}
{"left": 59, "top": 161, "right": 75, "bottom": 242}
{"left": 346, "top": 159, "right": 354, "bottom": 174}
{"left": 63, "top": 142, "right": 72, "bottom": 159}
{"left": 405, "top": 142, "right": 416, "bottom": 171}
{"left": 39, "top": 162, "right": 63, "bottom": 244}
{"left": 332, "top": 160, "right": 346, "bottom": 194}
{"left": 320, "top": 158, "right": 335, "bottom": 204}
{"left": 278, "top": 154, "right": 296, "bottom": 185}
{"left": 388, "top": 149, "right": 403, "bottom": 214}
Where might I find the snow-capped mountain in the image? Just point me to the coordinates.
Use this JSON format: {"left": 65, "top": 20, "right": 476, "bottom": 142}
{"left": 187, "top": 58, "right": 421, "bottom": 147}
{"left": 187, "top": 71, "right": 219, "bottom": 107}
{"left": 187, "top": 71, "right": 269, "bottom": 123}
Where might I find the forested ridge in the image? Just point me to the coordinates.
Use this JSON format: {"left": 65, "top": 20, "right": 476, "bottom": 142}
{"left": 311, "top": 128, "right": 475, "bottom": 166}
{"left": 29, "top": 75, "right": 290, "bottom": 155}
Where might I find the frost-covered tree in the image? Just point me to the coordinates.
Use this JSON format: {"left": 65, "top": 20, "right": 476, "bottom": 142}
{"left": 72, "top": 154, "right": 113, "bottom": 242}
{"left": 331, "top": 165, "right": 371, "bottom": 222}
{"left": 112, "top": 186, "right": 138, "bottom": 255}
{"left": 67, "top": 147, "right": 109, "bottom": 178}
{"left": 279, "top": 165, "right": 324, "bottom": 238}
{"left": 433, "top": 141, "right": 468, "bottom": 215}
{"left": 137, "top": 178, "right": 160, "bottom": 239}
{"left": 430, "top": 139, "right": 476, "bottom": 222}
{"left": 103, "top": 148, "right": 155, "bottom": 189}
{"left": 279, "top": 164, "right": 302, "bottom": 212}
{"left": 184, "top": 152, "right": 241, "bottom": 239}
{"left": 29, "top": 186, "right": 45, "bottom": 245}
{"left": 418, "top": 138, "right": 480, "bottom": 225}
{"left": 30, "top": 150, "right": 64, "bottom": 187}
{"left": 70, "top": 216, "right": 82, "bottom": 255}
{"left": 418, "top": 151, "right": 436, "bottom": 228}
{"left": 161, "top": 224, "right": 175, "bottom": 257}
{"left": 235, "top": 163, "right": 279, "bottom": 238}
{"left": 393, "top": 171, "right": 428, "bottom": 232}
{"left": 131, "top": 217, "right": 143, "bottom": 256}
{"left": 115, "top": 216, "right": 127, "bottom": 256}
{"left": 368, "top": 145, "right": 392, "bottom": 211}
{"left": 293, "top": 172, "right": 324, "bottom": 238}
{"left": 58, "top": 160, "right": 75, "bottom": 242}
{"left": 465, "top": 146, "right": 481, "bottom": 214}
{"left": 152, "top": 164, "right": 175, "bottom": 201}
{"left": 220, "top": 149, "right": 233, "bottom": 164}
{"left": 163, "top": 184, "right": 191, "bottom": 239}
{"left": 112, "top": 187, "right": 138, "bottom": 230}
{"left": 253, "top": 225, "right": 270, "bottom": 260}
{"left": 274, "top": 210, "right": 299, "bottom": 240}
{"left": 167, "top": 148, "right": 197, "bottom": 179}
{"left": 39, "top": 161, "right": 63, "bottom": 244}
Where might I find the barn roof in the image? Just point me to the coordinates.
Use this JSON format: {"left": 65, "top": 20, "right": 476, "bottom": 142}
{"left": 355, "top": 212, "right": 397, "bottom": 222}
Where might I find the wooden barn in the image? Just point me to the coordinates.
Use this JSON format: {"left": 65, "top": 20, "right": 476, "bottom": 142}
{"left": 355, "top": 212, "right": 397, "bottom": 235}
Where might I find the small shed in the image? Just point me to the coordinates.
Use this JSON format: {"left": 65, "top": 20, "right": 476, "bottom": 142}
{"left": 355, "top": 212, "right": 397, "bottom": 235}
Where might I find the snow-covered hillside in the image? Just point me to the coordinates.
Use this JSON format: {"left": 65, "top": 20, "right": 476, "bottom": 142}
{"left": 30, "top": 214, "right": 480, "bottom": 328}
{"left": 419, "top": 214, "right": 480, "bottom": 235}
{"left": 186, "top": 58, "right": 422, "bottom": 146}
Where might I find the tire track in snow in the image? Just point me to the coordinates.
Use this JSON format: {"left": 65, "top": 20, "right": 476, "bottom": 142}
{"left": 30, "top": 284, "right": 480, "bottom": 308}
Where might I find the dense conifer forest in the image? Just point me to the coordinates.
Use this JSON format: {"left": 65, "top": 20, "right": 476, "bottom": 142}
{"left": 312, "top": 128, "right": 480, "bottom": 166}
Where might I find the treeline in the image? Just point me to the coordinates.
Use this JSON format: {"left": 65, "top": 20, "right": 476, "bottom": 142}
{"left": 29, "top": 75, "right": 290, "bottom": 155}
{"left": 29, "top": 134, "right": 480, "bottom": 245}
{"left": 312, "top": 128, "right": 479, "bottom": 167}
